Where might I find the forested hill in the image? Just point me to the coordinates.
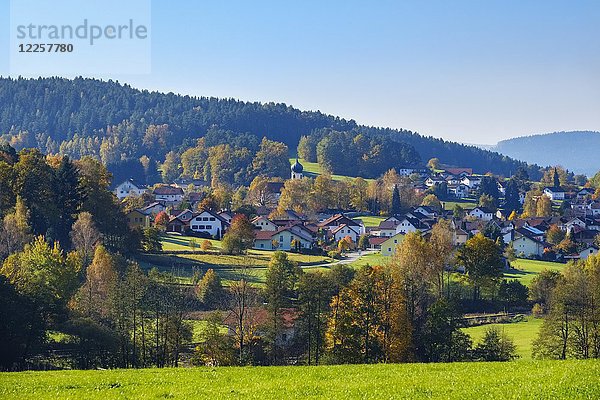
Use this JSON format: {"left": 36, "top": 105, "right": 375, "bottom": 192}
{"left": 493, "top": 131, "right": 600, "bottom": 176}
{"left": 0, "top": 76, "right": 539, "bottom": 181}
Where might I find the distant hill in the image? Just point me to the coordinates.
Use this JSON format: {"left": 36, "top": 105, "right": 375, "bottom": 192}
{"left": 0, "top": 77, "right": 540, "bottom": 181}
{"left": 493, "top": 131, "right": 600, "bottom": 176}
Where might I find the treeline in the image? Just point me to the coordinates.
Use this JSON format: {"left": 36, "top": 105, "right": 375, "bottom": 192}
{"left": 0, "top": 145, "right": 161, "bottom": 370}
{"left": 532, "top": 255, "right": 600, "bottom": 359}
{"left": 0, "top": 77, "right": 540, "bottom": 182}
{"left": 192, "top": 228, "right": 521, "bottom": 367}
{"left": 0, "top": 241, "right": 194, "bottom": 370}
{"left": 299, "top": 127, "right": 542, "bottom": 180}
{"left": 0, "top": 144, "right": 135, "bottom": 252}
{"left": 298, "top": 129, "right": 421, "bottom": 178}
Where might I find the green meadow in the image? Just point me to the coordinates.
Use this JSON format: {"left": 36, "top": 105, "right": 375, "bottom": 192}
{"left": 462, "top": 316, "right": 543, "bottom": 360}
{"left": 1, "top": 360, "right": 599, "bottom": 399}
{"left": 505, "top": 259, "right": 567, "bottom": 285}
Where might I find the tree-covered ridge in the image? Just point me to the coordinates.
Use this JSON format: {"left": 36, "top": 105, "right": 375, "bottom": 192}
{"left": 494, "top": 131, "right": 600, "bottom": 176}
{"left": 0, "top": 76, "right": 540, "bottom": 181}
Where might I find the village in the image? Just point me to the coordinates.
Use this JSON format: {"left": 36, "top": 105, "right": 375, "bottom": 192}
{"left": 116, "top": 158, "right": 600, "bottom": 264}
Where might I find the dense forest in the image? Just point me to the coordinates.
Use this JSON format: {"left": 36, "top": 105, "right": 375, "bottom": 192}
{"left": 0, "top": 76, "right": 540, "bottom": 182}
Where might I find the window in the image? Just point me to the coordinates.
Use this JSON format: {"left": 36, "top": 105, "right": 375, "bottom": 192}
{"left": 260, "top": 243, "right": 264, "bottom": 248}
{"left": 209, "top": 217, "right": 215, "bottom": 221}
{"left": 203, "top": 217, "right": 209, "bottom": 221}
{"left": 279, "top": 236, "right": 284, "bottom": 242}
{"left": 192, "top": 225, "right": 199, "bottom": 230}
{"left": 388, "top": 247, "right": 392, "bottom": 252}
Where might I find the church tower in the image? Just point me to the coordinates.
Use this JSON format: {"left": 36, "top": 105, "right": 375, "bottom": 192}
{"left": 291, "top": 157, "right": 304, "bottom": 180}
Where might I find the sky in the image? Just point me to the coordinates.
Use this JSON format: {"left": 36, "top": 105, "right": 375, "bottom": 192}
{"left": 1, "top": 0, "right": 599, "bottom": 144}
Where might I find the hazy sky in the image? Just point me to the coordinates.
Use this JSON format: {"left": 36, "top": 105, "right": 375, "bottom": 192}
{"left": 1, "top": 0, "right": 599, "bottom": 144}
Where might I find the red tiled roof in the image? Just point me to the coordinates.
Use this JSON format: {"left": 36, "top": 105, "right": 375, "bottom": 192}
{"left": 369, "top": 237, "right": 387, "bottom": 246}
{"left": 255, "top": 230, "right": 275, "bottom": 240}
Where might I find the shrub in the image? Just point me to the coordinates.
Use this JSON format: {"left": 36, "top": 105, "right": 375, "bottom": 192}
{"left": 474, "top": 327, "right": 518, "bottom": 361}
{"left": 201, "top": 240, "right": 212, "bottom": 251}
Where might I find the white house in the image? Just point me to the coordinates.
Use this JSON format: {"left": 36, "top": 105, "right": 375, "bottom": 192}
{"left": 511, "top": 230, "right": 549, "bottom": 258}
{"left": 252, "top": 216, "right": 279, "bottom": 231}
{"left": 425, "top": 176, "right": 445, "bottom": 187}
{"left": 448, "top": 184, "right": 469, "bottom": 199}
{"left": 461, "top": 176, "right": 482, "bottom": 189}
{"left": 543, "top": 187, "right": 566, "bottom": 201}
{"left": 114, "top": 179, "right": 147, "bottom": 200}
{"left": 468, "top": 207, "right": 495, "bottom": 222}
{"left": 565, "top": 217, "right": 587, "bottom": 233}
{"left": 318, "top": 214, "right": 365, "bottom": 235}
{"left": 332, "top": 224, "right": 361, "bottom": 244}
{"left": 153, "top": 186, "right": 184, "bottom": 205}
{"left": 375, "top": 216, "right": 401, "bottom": 237}
{"left": 188, "top": 210, "right": 229, "bottom": 238}
{"left": 395, "top": 216, "right": 429, "bottom": 234}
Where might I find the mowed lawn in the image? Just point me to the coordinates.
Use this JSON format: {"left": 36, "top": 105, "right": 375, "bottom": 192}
{"left": 2, "top": 360, "right": 599, "bottom": 399}
{"left": 442, "top": 200, "right": 477, "bottom": 211}
{"left": 505, "top": 259, "right": 567, "bottom": 286}
{"left": 462, "top": 317, "right": 543, "bottom": 360}
{"left": 353, "top": 215, "right": 386, "bottom": 227}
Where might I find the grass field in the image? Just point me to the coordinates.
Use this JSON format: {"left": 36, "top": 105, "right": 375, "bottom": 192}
{"left": 350, "top": 252, "right": 390, "bottom": 269}
{"left": 442, "top": 200, "right": 477, "bottom": 211}
{"left": 505, "top": 259, "right": 567, "bottom": 286}
{"left": 2, "top": 360, "right": 599, "bottom": 399}
{"left": 160, "top": 235, "right": 222, "bottom": 252}
{"left": 289, "top": 158, "right": 375, "bottom": 183}
{"left": 140, "top": 235, "right": 333, "bottom": 285}
{"left": 462, "top": 316, "right": 543, "bottom": 360}
{"left": 353, "top": 215, "right": 385, "bottom": 227}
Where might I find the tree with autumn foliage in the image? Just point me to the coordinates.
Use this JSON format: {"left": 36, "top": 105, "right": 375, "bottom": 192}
{"left": 154, "top": 211, "right": 170, "bottom": 231}
{"left": 221, "top": 214, "right": 255, "bottom": 255}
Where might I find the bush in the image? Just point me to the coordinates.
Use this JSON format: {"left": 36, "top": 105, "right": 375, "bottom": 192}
{"left": 201, "top": 240, "right": 212, "bottom": 251}
{"left": 532, "top": 303, "right": 544, "bottom": 318}
{"left": 474, "top": 327, "right": 518, "bottom": 361}
{"left": 328, "top": 250, "right": 341, "bottom": 259}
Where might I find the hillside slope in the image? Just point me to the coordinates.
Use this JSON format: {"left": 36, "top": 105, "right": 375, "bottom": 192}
{"left": 0, "top": 76, "right": 538, "bottom": 179}
{"left": 493, "top": 131, "right": 600, "bottom": 176}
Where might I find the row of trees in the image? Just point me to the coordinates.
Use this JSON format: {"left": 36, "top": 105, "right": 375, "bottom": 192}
{"left": 194, "top": 226, "right": 518, "bottom": 367}
{"left": 533, "top": 254, "right": 600, "bottom": 359}
{"left": 274, "top": 169, "right": 424, "bottom": 216}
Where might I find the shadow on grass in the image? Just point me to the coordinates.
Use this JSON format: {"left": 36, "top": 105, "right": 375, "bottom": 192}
{"left": 504, "top": 268, "right": 534, "bottom": 280}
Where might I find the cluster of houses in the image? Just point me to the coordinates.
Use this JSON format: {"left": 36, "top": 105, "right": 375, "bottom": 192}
{"left": 115, "top": 159, "right": 600, "bottom": 261}
{"left": 366, "top": 205, "right": 599, "bottom": 261}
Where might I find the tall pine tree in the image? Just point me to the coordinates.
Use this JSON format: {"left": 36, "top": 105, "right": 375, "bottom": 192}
{"left": 391, "top": 185, "right": 401, "bottom": 216}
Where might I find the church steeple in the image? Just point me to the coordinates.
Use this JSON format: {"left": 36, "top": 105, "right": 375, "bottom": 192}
{"left": 291, "top": 157, "right": 304, "bottom": 179}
